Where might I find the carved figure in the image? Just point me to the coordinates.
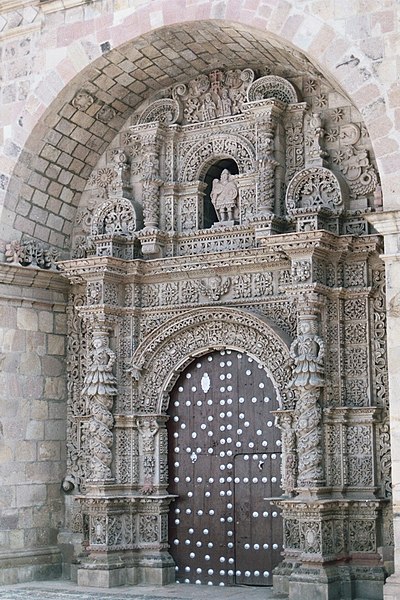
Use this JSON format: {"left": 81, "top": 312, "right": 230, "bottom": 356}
{"left": 289, "top": 321, "right": 324, "bottom": 388}
{"left": 202, "top": 93, "right": 217, "bottom": 121}
{"left": 82, "top": 334, "right": 117, "bottom": 481}
{"left": 82, "top": 336, "right": 118, "bottom": 397}
{"left": 210, "top": 169, "right": 239, "bottom": 222}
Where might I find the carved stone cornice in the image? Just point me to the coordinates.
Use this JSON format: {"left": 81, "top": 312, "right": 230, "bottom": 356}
{"left": 0, "top": 262, "right": 68, "bottom": 295}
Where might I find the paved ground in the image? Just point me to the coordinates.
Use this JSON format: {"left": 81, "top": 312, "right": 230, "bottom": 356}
{"left": 0, "top": 581, "right": 285, "bottom": 600}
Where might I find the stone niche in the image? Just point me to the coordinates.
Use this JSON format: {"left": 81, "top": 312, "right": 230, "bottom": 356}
{"left": 57, "top": 66, "right": 390, "bottom": 599}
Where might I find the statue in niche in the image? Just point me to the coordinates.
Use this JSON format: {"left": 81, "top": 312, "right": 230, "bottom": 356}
{"left": 210, "top": 169, "right": 239, "bottom": 223}
{"left": 289, "top": 320, "right": 324, "bottom": 389}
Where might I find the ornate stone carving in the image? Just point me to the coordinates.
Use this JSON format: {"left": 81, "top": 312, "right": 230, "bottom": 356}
{"left": 4, "top": 239, "right": 59, "bottom": 269}
{"left": 210, "top": 169, "right": 239, "bottom": 223}
{"left": 305, "top": 112, "right": 328, "bottom": 167}
{"left": 277, "top": 411, "right": 297, "bottom": 495}
{"left": 138, "top": 99, "right": 180, "bottom": 125}
{"left": 247, "top": 75, "right": 298, "bottom": 103}
{"left": 81, "top": 333, "right": 117, "bottom": 482}
{"left": 97, "top": 104, "right": 116, "bottom": 123}
{"left": 180, "top": 134, "right": 254, "bottom": 182}
{"left": 198, "top": 275, "right": 231, "bottom": 300}
{"left": 173, "top": 68, "right": 254, "bottom": 124}
{"left": 72, "top": 90, "right": 94, "bottom": 111}
{"left": 91, "top": 198, "right": 138, "bottom": 236}
{"left": 289, "top": 321, "right": 324, "bottom": 388}
{"left": 130, "top": 307, "right": 291, "bottom": 413}
{"left": 332, "top": 145, "right": 378, "bottom": 197}
{"left": 286, "top": 167, "right": 345, "bottom": 215}
{"left": 290, "top": 318, "right": 325, "bottom": 487}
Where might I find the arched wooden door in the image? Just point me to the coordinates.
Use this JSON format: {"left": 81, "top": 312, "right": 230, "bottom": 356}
{"left": 167, "top": 349, "right": 283, "bottom": 587}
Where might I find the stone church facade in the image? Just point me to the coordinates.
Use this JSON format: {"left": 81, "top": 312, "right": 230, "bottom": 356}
{"left": 0, "top": 2, "right": 399, "bottom": 600}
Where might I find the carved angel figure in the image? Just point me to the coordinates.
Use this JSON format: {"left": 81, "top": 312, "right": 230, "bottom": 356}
{"left": 81, "top": 335, "right": 117, "bottom": 397}
{"left": 210, "top": 169, "right": 239, "bottom": 222}
{"left": 289, "top": 321, "right": 324, "bottom": 388}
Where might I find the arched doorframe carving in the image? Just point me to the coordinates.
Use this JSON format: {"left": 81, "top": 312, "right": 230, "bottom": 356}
{"left": 130, "top": 306, "right": 292, "bottom": 415}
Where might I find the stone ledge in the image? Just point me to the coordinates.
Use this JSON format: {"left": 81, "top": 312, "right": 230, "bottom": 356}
{"left": 0, "top": 547, "right": 62, "bottom": 585}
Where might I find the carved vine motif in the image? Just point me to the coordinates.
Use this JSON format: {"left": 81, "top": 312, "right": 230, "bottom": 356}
{"left": 4, "top": 239, "right": 59, "bottom": 269}
{"left": 65, "top": 292, "right": 88, "bottom": 489}
{"left": 277, "top": 412, "right": 297, "bottom": 495}
{"left": 130, "top": 307, "right": 290, "bottom": 413}
{"left": 91, "top": 198, "right": 138, "bottom": 236}
{"left": 286, "top": 167, "right": 345, "bottom": 215}
{"left": 173, "top": 68, "right": 254, "bottom": 124}
{"left": 81, "top": 333, "right": 117, "bottom": 481}
{"left": 180, "top": 134, "right": 254, "bottom": 182}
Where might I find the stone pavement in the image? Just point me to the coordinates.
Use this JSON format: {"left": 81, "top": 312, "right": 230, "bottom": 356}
{"left": 0, "top": 581, "right": 285, "bottom": 600}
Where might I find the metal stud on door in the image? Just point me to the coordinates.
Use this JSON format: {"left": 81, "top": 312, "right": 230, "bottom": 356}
{"left": 168, "top": 350, "right": 283, "bottom": 586}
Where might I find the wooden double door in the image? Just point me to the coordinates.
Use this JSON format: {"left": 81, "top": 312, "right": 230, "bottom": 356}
{"left": 168, "top": 349, "right": 283, "bottom": 586}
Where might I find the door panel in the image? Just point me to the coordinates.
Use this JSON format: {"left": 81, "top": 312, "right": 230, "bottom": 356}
{"left": 168, "top": 349, "right": 283, "bottom": 586}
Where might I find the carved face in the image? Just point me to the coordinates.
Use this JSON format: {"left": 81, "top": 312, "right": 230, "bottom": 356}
{"left": 299, "top": 321, "right": 311, "bottom": 334}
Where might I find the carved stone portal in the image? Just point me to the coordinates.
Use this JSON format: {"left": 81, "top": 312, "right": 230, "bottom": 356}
{"left": 57, "top": 65, "right": 390, "bottom": 599}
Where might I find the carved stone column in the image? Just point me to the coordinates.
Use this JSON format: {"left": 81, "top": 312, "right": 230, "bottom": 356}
{"left": 137, "top": 124, "right": 167, "bottom": 257}
{"left": 254, "top": 101, "right": 283, "bottom": 214}
{"left": 289, "top": 308, "right": 325, "bottom": 490}
{"left": 366, "top": 211, "right": 400, "bottom": 600}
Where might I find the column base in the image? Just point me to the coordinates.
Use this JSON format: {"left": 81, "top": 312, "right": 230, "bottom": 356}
{"left": 286, "top": 564, "right": 385, "bottom": 600}
{"left": 383, "top": 573, "right": 400, "bottom": 600}
{"left": 76, "top": 551, "right": 176, "bottom": 588}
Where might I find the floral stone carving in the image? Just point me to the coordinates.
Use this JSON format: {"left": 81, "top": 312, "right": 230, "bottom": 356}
{"left": 91, "top": 197, "right": 139, "bottom": 236}
{"left": 286, "top": 166, "right": 346, "bottom": 215}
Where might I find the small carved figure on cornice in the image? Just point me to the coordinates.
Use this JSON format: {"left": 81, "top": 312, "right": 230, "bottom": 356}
{"left": 289, "top": 321, "right": 324, "bottom": 388}
{"left": 210, "top": 169, "right": 239, "bottom": 223}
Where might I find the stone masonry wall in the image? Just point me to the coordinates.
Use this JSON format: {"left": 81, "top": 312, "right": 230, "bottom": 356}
{"left": 0, "top": 264, "right": 68, "bottom": 583}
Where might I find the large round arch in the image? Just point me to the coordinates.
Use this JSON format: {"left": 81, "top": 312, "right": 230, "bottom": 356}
{"left": 130, "top": 306, "right": 292, "bottom": 414}
{"left": 1, "top": 11, "right": 396, "bottom": 253}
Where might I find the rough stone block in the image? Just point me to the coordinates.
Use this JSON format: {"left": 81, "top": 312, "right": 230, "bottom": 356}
{"left": 16, "top": 484, "right": 47, "bottom": 508}
{"left": 17, "top": 307, "right": 39, "bottom": 331}
{"left": 26, "top": 420, "right": 44, "bottom": 441}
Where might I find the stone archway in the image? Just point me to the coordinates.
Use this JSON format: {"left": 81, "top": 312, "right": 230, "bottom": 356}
{"left": 130, "top": 306, "right": 291, "bottom": 414}
{"left": 0, "top": 4, "right": 397, "bottom": 597}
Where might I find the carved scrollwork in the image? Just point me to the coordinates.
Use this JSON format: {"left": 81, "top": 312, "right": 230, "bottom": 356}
{"left": 247, "top": 75, "right": 299, "bottom": 104}
{"left": 91, "top": 197, "right": 139, "bottom": 236}
{"left": 130, "top": 307, "right": 291, "bottom": 413}
{"left": 138, "top": 99, "right": 180, "bottom": 125}
{"left": 180, "top": 134, "right": 254, "bottom": 182}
